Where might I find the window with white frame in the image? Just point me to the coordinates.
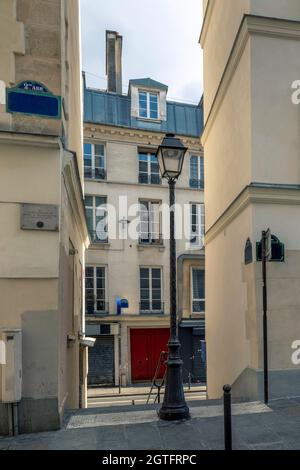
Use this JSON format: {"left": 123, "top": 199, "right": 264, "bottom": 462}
{"left": 140, "top": 267, "right": 162, "bottom": 312}
{"left": 138, "top": 152, "right": 161, "bottom": 185}
{"left": 84, "top": 142, "right": 106, "bottom": 180}
{"left": 190, "top": 203, "right": 205, "bottom": 248}
{"left": 85, "top": 196, "right": 108, "bottom": 243}
{"left": 139, "top": 200, "right": 161, "bottom": 244}
{"left": 138, "top": 90, "right": 159, "bottom": 119}
{"left": 190, "top": 155, "right": 204, "bottom": 189}
{"left": 191, "top": 268, "right": 205, "bottom": 313}
{"left": 85, "top": 266, "right": 107, "bottom": 314}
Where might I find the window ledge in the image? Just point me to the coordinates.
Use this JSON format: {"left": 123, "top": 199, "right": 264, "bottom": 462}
{"left": 86, "top": 312, "right": 110, "bottom": 318}
{"left": 84, "top": 177, "right": 107, "bottom": 182}
{"left": 89, "top": 242, "right": 111, "bottom": 250}
{"left": 137, "top": 243, "right": 165, "bottom": 252}
{"left": 136, "top": 117, "right": 162, "bottom": 124}
{"left": 139, "top": 312, "right": 165, "bottom": 316}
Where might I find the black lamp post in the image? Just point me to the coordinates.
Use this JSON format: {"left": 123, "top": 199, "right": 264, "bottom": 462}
{"left": 156, "top": 133, "right": 190, "bottom": 421}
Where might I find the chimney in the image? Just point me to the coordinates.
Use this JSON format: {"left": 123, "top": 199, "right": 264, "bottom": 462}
{"left": 106, "top": 30, "right": 123, "bottom": 94}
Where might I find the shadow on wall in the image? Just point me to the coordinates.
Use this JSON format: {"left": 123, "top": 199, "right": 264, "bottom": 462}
{"left": 19, "top": 310, "right": 60, "bottom": 434}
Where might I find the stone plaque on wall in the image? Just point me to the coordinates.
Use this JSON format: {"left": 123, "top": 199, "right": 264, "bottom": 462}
{"left": 21, "top": 203, "right": 59, "bottom": 232}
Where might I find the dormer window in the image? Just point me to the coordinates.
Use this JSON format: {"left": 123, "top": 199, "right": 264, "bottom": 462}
{"left": 138, "top": 90, "right": 159, "bottom": 120}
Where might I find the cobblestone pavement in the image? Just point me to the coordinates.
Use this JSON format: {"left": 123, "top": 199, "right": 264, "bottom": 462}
{"left": 1, "top": 398, "right": 300, "bottom": 450}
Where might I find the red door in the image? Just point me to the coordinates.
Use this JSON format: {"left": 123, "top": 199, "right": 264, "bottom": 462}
{"left": 130, "top": 328, "right": 170, "bottom": 382}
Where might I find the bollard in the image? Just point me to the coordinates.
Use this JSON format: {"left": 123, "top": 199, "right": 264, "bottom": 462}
{"left": 188, "top": 373, "right": 191, "bottom": 390}
{"left": 223, "top": 384, "right": 232, "bottom": 451}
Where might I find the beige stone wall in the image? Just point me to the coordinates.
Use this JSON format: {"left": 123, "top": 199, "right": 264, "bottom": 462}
{"left": 0, "top": 0, "right": 87, "bottom": 432}
{"left": 85, "top": 127, "right": 203, "bottom": 317}
{"left": 251, "top": 33, "right": 300, "bottom": 185}
{"left": 203, "top": 39, "right": 251, "bottom": 229}
{"left": 202, "top": 1, "right": 300, "bottom": 398}
{"left": 201, "top": 0, "right": 250, "bottom": 116}
{"left": 0, "top": 278, "right": 59, "bottom": 399}
{"left": 84, "top": 124, "right": 203, "bottom": 384}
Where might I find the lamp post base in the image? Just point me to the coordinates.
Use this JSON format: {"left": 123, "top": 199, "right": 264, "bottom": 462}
{"left": 158, "top": 339, "right": 190, "bottom": 421}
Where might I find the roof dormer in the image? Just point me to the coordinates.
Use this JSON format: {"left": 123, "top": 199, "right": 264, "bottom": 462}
{"left": 129, "top": 78, "right": 168, "bottom": 122}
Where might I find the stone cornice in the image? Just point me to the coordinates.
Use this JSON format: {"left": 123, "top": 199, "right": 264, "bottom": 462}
{"left": 0, "top": 131, "right": 60, "bottom": 148}
{"left": 84, "top": 123, "right": 203, "bottom": 151}
{"left": 205, "top": 183, "right": 300, "bottom": 244}
{"left": 199, "top": 0, "right": 216, "bottom": 47}
{"left": 201, "top": 14, "right": 300, "bottom": 146}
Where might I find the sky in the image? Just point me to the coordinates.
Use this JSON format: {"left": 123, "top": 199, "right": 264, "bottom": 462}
{"left": 80, "top": 0, "right": 204, "bottom": 105}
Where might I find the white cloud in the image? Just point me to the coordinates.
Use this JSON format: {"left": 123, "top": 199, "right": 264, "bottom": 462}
{"left": 80, "top": 0, "right": 204, "bottom": 103}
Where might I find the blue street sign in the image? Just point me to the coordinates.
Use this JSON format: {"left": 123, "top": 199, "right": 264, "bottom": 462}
{"left": 6, "top": 81, "right": 61, "bottom": 119}
{"left": 116, "top": 297, "right": 129, "bottom": 315}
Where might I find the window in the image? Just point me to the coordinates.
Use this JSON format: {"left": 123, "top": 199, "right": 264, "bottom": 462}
{"left": 190, "top": 203, "right": 205, "bottom": 248}
{"left": 138, "top": 90, "right": 159, "bottom": 119}
{"left": 85, "top": 266, "right": 107, "bottom": 314}
{"left": 140, "top": 267, "right": 163, "bottom": 312}
{"left": 84, "top": 143, "right": 106, "bottom": 180}
{"left": 191, "top": 268, "right": 205, "bottom": 313}
{"left": 85, "top": 196, "right": 108, "bottom": 243}
{"left": 190, "top": 155, "right": 204, "bottom": 189}
{"left": 138, "top": 152, "right": 161, "bottom": 185}
{"left": 139, "top": 200, "right": 162, "bottom": 244}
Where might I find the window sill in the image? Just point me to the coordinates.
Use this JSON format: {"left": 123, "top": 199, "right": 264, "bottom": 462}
{"left": 136, "top": 116, "right": 162, "bottom": 124}
{"left": 137, "top": 243, "right": 165, "bottom": 252}
{"left": 138, "top": 181, "right": 162, "bottom": 187}
{"left": 89, "top": 241, "right": 111, "bottom": 250}
{"left": 86, "top": 312, "right": 110, "bottom": 317}
{"left": 84, "top": 177, "right": 107, "bottom": 182}
{"left": 140, "top": 312, "right": 165, "bottom": 316}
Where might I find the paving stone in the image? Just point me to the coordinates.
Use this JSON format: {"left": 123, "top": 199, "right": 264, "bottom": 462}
{"left": 1, "top": 399, "right": 300, "bottom": 450}
{"left": 124, "top": 422, "right": 163, "bottom": 450}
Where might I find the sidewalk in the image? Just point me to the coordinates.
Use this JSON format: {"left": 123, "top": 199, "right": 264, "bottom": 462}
{"left": 87, "top": 383, "right": 206, "bottom": 398}
{"left": 1, "top": 398, "right": 300, "bottom": 450}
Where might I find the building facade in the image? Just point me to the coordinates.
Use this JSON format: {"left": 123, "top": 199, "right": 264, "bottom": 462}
{"left": 0, "top": 0, "right": 88, "bottom": 435}
{"left": 83, "top": 31, "right": 205, "bottom": 387}
{"left": 201, "top": 0, "right": 300, "bottom": 399}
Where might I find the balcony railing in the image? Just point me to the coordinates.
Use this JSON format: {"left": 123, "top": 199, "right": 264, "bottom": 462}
{"left": 84, "top": 166, "right": 106, "bottom": 180}
{"left": 190, "top": 179, "right": 204, "bottom": 190}
{"left": 140, "top": 302, "right": 164, "bottom": 314}
{"left": 89, "top": 230, "right": 109, "bottom": 244}
{"left": 138, "top": 173, "right": 161, "bottom": 185}
{"left": 138, "top": 234, "right": 163, "bottom": 245}
{"left": 86, "top": 301, "right": 109, "bottom": 316}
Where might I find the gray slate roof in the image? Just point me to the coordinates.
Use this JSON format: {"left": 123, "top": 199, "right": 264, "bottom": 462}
{"left": 84, "top": 88, "right": 203, "bottom": 138}
{"left": 128, "top": 78, "right": 168, "bottom": 92}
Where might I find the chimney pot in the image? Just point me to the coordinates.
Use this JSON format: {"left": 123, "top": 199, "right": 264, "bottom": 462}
{"left": 106, "top": 30, "right": 123, "bottom": 94}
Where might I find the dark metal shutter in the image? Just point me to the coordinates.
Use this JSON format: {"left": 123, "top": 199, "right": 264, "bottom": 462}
{"left": 88, "top": 335, "right": 115, "bottom": 386}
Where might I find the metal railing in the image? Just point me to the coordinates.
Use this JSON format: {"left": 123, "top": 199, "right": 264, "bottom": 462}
{"left": 138, "top": 173, "right": 161, "bottom": 185}
{"left": 85, "top": 301, "right": 109, "bottom": 316}
{"left": 140, "top": 302, "right": 164, "bottom": 314}
{"left": 138, "top": 234, "right": 164, "bottom": 245}
{"left": 190, "top": 179, "right": 204, "bottom": 190}
{"left": 146, "top": 351, "right": 169, "bottom": 404}
{"left": 84, "top": 167, "right": 106, "bottom": 180}
{"left": 89, "top": 230, "right": 108, "bottom": 244}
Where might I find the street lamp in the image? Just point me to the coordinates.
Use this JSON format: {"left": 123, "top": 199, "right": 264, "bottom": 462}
{"left": 156, "top": 133, "right": 190, "bottom": 421}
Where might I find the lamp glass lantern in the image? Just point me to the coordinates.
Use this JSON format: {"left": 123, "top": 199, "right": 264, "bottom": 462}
{"left": 156, "top": 133, "right": 188, "bottom": 180}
